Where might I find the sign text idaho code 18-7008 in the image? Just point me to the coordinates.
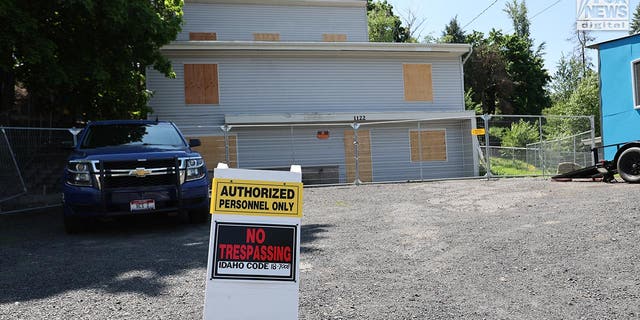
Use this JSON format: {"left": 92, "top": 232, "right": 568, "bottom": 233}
{"left": 212, "top": 222, "right": 297, "bottom": 281}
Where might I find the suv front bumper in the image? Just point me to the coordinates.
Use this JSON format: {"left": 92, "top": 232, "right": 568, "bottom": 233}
{"left": 63, "top": 179, "right": 209, "bottom": 217}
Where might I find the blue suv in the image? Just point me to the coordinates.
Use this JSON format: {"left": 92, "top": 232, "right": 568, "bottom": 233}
{"left": 62, "top": 120, "right": 210, "bottom": 233}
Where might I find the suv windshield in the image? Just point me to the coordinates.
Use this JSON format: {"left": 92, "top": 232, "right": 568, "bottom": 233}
{"left": 81, "top": 123, "right": 186, "bottom": 148}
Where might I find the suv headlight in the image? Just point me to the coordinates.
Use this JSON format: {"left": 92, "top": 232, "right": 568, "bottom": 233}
{"left": 66, "top": 160, "right": 96, "bottom": 187}
{"left": 180, "top": 157, "right": 206, "bottom": 183}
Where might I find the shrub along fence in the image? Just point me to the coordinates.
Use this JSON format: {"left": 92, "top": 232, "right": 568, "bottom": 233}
{"left": 476, "top": 115, "right": 596, "bottom": 178}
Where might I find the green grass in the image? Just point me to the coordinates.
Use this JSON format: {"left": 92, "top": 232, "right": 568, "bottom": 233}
{"left": 488, "top": 157, "right": 543, "bottom": 176}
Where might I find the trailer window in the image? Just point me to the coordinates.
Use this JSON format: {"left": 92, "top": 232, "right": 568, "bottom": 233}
{"left": 633, "top": 59, "right": 640, "bottom": 109}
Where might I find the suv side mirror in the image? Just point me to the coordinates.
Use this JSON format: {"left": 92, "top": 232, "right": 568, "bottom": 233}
{"left": 189, "top": 138, "right": 201, "bottom": 148}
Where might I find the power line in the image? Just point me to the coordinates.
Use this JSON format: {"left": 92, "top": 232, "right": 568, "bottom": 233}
{"left": 504, "top": 0, "right": 565, "bottom": 33}
{"left": 462, "top": 0, "right": 500, "bottom": 31}
{"left": 530, "top": 0, "right": 564, "bottom": 20}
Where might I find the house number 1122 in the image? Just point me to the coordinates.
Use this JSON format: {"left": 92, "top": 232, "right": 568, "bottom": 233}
{"left": 353, "top": 115, "right": 366, "bottom": 121}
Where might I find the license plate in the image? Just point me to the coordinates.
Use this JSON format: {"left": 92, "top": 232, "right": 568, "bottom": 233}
{"left": 130, "top": 199, "right": 156, "bottom": 211}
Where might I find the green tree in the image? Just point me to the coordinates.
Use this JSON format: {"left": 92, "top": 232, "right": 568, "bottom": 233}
{"left": 544, "top": 71, "right": 600, "bottom": 137}
{"left": 462, "top": 1, "right": 550, "bottom": 115}
{"left": 463, "top": 30, "right": 514, "bottom": 115}
{"left": 367, "top": 0, "right": 411, "bottom": 42}
{"left": 550, "top": 54, "right": 587, "bottom": 103}
{"left": 0, "top": 0, "right": 183, "bottom": 124}
{"left": 440, "top": 16, "right": 466, "bottom": 43}
{"left": 501, "top": 33, "right": 551, "bottom": 115}
{"left": 504, "top": 0, "right": 530, "bottom": 40}
{"left": 464, "top": 88, "right": 483, "bottom": 114}
{"left": 502, "top": 0, "right": 551, "bottom": 115}
{"left": 631, "top": 3, "right": 640, "bottom": 34}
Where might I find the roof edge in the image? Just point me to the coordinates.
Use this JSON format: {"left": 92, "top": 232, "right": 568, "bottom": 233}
{"left": 587, "top": 33, "right": 640, "bottom": 49}
{"left": 225, "top": 111, "right": 476, "bottom": 125}
{"left": 162, "top": 41, "right": 472, "bottom": 55}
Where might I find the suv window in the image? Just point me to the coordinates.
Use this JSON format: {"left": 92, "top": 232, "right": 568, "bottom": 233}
{"left": 81, "top": 123, "right": 186, "bottom": 148}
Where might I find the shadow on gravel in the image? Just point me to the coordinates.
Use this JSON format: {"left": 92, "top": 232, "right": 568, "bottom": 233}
{"left": 0, "top": 208, "right": 210, "bottom": 303}
{"left": 300, "top": 223, "right": 332, "bottom": 253}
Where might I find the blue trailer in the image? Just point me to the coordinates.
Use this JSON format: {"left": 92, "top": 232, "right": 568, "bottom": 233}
{"left": 554, "top": 34, "right": 640, "bottom": 183}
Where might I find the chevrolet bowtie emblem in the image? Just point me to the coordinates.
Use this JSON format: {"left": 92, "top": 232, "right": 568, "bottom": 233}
{"left": 130, "top": 168, "right": 151, "bottom": 178}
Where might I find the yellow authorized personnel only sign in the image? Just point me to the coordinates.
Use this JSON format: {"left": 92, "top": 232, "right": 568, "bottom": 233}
{"left": 471, "top": 128, "right": 486, "bottom": 136}
{"left": 211, "top": 178, "right": 303, "bottom": 218}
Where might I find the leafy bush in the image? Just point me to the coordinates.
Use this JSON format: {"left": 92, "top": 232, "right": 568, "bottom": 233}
{"left": 500, "top": 119, "right": 540, "bottom": 147}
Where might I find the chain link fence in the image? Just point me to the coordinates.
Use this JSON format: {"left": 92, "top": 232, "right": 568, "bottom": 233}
{"left": 0, "top": 114, "right": 595, "bottom": 213}
{"left": 476, "top": 115, "right": 595, "bottom": 178}
{"left": 0, "top": 127, "right": 76, "bottom": 214}
{"left": 180, "top": 116, "right": 479, "bottom": 185}
{"left": 0, "top": 128, "right": 27, "bottom": 203}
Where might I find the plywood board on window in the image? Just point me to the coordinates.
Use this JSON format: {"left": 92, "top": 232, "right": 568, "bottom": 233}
{"left": 344, "top": 129, "right": 372, "bottom": 183}
{"left": 189, "top": 32, "right": 217, "bottom": 40}
{"left": 253, "top": 33, "right": 280, "bottom": 41}
{"left": 184, "top": 64, "right": 219, "bottom": 105}
{"left": 322, "top": 34, "right": 347, "bottom": 42}
{"left": 403, "top": 64, "right": 433, "bottom": 101}
{"left": 410, "top": 130, "right": 447, "bottom": 162}
{"left": 189, "top": 135, "right": 237, "bottom": 168}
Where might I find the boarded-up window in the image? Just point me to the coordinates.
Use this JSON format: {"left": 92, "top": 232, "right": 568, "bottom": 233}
{"left": 253, "top": 33, "right": 280, "bottom": 41}
{"left": 344, "top": 130, "right": 372, "bottom": 182}
{"left": 189, "top": 32, "right": 217, "bottom": 40}
{"left": 189, "top": 136, "right": 237, "bottom": 168}
{"left": 322, "top": 34, "right": 347, "bottom": 42}
{"left": 410, "top": 130, "right": 447, "bottom": 162}
{"left": 403, "top": 64, "right": 433, "bottom": 101}
{"left": 184, "top": 64, "right": 219, "bottom": 105}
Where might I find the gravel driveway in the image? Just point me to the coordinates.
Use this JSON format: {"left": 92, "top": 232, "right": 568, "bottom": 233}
{"left": 1, "top": 178, "right": 639, "bottom": 319}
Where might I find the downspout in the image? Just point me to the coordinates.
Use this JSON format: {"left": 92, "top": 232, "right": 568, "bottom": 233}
{"left": 462, "top": 45, "right": 473, "bottom": 65}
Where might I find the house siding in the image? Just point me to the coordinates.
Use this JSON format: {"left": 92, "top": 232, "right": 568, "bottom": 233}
{"left": 369, "top": 121, "right": 475, "bottom": 181}
{"left": 216, "top": 120, "right": 473, "bottom": 183}
{"left": 147, "top": 56, "right": 465, "bottom": 130}
{"left": 178, "top": 3, "right": 368, "bottom": 42}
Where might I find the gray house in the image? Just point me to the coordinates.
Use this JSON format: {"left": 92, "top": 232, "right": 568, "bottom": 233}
{"left": 146, "top": 0, "right": 477, "bottom": 184}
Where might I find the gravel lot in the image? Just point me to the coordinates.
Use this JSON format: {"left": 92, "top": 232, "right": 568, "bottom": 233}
{"left": 1, "top": 178, "right": 640, "bottom": 319}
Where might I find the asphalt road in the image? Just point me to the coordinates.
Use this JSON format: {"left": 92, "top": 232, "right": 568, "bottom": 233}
{"left": 1, "top": 178, "right": 639, "bottom": 319}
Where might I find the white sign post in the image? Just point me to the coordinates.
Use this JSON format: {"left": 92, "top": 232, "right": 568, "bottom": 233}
{"left": 203, "top": 164, "right": 303, "bottom": 320}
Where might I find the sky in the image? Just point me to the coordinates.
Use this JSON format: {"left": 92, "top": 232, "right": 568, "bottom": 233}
{"left": 386, "top": 0, "right": 640, "bottom": 74}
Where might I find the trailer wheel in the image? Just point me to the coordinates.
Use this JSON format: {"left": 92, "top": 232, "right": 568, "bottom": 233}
{"left": 617, "top": 147, "right": 640, "bottom": 183}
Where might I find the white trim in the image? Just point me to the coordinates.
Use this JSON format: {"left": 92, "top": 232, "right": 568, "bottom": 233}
{"left": 408, "top": 128, "right": 449, "bottom": 163}
{"left": 186, "top": 0, "right": 366, "bottom": 7}
{"left": 225, "top": 111, "right": 476, "bottom": 125}
{"left": 470, "top": 117, "right": 479, "bottom": 177}
{"left": 631, "top": 58, "right": 640, "bottom": 109}
{"left": 162, "top": 41, "right": 471, "bottom": 56}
